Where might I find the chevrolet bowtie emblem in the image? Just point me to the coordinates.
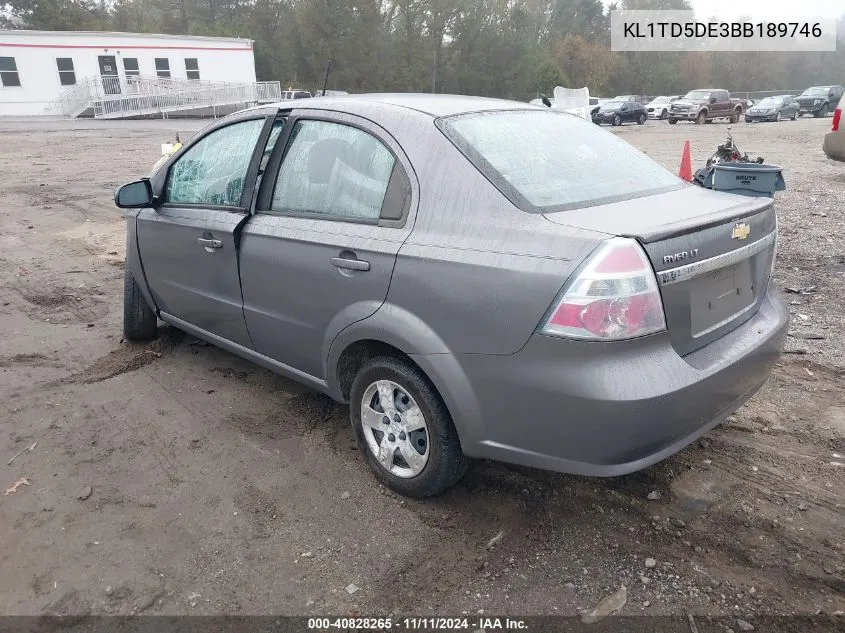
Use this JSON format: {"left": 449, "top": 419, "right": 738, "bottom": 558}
{"left": 731, "top": 222, "right": 751, "bottom": 240}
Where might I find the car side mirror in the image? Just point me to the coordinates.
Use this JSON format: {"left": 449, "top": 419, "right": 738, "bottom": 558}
{"left": 115, "top": 179, "right": 154, "bottom": 208}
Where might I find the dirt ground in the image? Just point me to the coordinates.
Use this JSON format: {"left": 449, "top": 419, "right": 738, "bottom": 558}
{"left": 0, "top": 114, "right": 843, "bottom": 627}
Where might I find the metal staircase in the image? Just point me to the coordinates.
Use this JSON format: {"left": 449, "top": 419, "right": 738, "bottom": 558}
{"left": 57, "top": 75, "right": 282, "bottom": 119}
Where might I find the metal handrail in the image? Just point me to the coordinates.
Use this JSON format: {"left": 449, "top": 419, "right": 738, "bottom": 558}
{"left": 56, "top": 75, "right": 281, "bottom": 118}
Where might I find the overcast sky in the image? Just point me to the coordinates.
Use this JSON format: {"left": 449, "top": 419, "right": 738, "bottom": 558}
{"left": 605, "top": 0, "right": 844, "bottom": 22}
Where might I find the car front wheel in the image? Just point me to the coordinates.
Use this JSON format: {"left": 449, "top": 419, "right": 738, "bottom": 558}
{"left": 775, "top": 111, "right": 781, "bottom": 122}
{"left": 695, "top": 111, "right": 707, "bottom": 124}
{"left": 668, "top": 118, "right": 678, "bottom": 124}
{"left": 612, "top": 114, "right": 622, "bottom": 126}
{"left": 661, "top": 109, "right": 668, "bottom": 119}
{"left": 123, "top": 268, "right": 157, "bottom": 341}
{"left": 350, "top": 356, "right": 469, "bottom": 498}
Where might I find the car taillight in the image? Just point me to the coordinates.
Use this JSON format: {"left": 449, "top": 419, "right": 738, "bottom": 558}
{"left": 539, "top": 237, "right": 666, "bottom": 341}
{"left": 833, "top": 108, "right": 842, "bottom": 132}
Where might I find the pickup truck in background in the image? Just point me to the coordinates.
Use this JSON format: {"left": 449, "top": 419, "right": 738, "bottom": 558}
{"left": 797, "top": 85, "right": 844, "bottom": 118}
{"left": 668, "top": 89, "right": 747, "bottom": 124}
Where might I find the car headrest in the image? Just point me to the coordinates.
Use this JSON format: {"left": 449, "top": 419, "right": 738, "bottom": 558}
{"left": 307, "top": 138, "right": 351, "bottom": 185}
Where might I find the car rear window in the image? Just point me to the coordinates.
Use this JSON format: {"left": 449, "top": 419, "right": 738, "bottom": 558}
{"left": 437, "top": 109, "right": 682, "bottom": 212}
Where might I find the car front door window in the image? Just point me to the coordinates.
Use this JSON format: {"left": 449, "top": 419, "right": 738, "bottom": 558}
{"left": 270, "top": 120, "right": 396, "bottom": 221}
{"left": 166, "top": 118, "right": 265, "bottom": 207}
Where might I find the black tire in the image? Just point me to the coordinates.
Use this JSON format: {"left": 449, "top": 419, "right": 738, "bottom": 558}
{"left": 668, "top": 118, "right": 678, "bottom": 124}
{"left": 637, "top": 113, "right": 646, "bottom": 125}
{"left": 123, "top": 268, "right": 157, "bottom": 341}
{"left": 612, "top": 114, "right": 621, "bottom": 127}
{"left": 350, "top": 356, "right": 469, "bottom": 498}
{"left": 695, "top": 110, "right": 707, "bottom": 125}
{"left": 820, "top": 103, "right": 829, "bottom": 117}
{"left": 661, "top": 109, "right": 668, "bottom": 120}
{"left": 730, "top": 110, "right": 740, "bottom": 124}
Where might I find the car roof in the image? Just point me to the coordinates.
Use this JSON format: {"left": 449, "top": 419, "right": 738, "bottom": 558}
{"left": 262, "top": 93, "right": 538, "bottom": 118}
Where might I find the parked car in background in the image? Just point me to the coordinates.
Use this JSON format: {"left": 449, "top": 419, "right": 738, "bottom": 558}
{"left": 614, "top": 95, "right": 651, "bottom": 105}
{"left": 113, "top": 94, "right": 787, "bottom": 497}
{"left": 823, "top": 108, "right": 844, "bottom": 161}
{"left": 745, "top": 95, "right": 800, "bottom": 122}
{"left": 668, "top": 89, "right": 746, "bottom": 124}
{"left": 281, "top": 89, "right": 312, "bottom": 100}
{"left": 796, "top": 85, "right": 843, "bottom": 118}
{"left": 646, "top": 96, "right": 680, "bottom": 120}
{"left": 593, "top": 99, "right": 647, "bottom": 125}
{"left": 590, "top": 98, "right": 612, "bottom": 118}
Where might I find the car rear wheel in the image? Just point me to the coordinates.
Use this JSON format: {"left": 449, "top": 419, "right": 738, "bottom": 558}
{"left": 695, "top": 111, "right": 707, "bottom": 125}
{"left": 350, "top": 356, "right": 469, "bottom": 498}
{"left": 123, "top": 268, "right": 157, "bottom": 342}
{"left": 612, "top": 114, "right": 622, "bottom": 126}
{"left": 730, "top": 110, "right": 740, "bottom": 124}
{"left": 637, "top": 113, "right": 646, "bottom": 125}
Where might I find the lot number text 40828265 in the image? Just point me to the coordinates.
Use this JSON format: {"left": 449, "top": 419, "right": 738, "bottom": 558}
{"left": 307, "top": 617, "right": 528, "bottom": 630}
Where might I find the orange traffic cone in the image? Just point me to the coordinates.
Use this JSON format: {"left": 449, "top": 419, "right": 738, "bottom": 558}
{"left": 678, "top": 140, "right": 692, "bottom": 182}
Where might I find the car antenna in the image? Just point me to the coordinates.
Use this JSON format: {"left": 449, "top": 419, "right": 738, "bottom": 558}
{"left": 321, "top": 59, "right": 332, "bottom": 97}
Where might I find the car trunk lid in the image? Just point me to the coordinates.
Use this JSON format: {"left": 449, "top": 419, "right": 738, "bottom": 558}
{"left": 543, "top": 186, "right": 777, "bottom": 356}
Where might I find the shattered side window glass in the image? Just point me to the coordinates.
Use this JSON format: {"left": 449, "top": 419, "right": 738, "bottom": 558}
{"left": 166, "top": 118, "right": 264, "bottom": 207}
{"left": 269, "top": 120, "right": 395, "bottom": 221}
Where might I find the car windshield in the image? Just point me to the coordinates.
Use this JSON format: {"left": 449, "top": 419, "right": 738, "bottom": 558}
{"left": 651, "top": 97, "right": 669, "bottom": 104}
{"left": 757, "top": 97, "right": 782, "bottom": 106}
{"left": 801, "top": 87, "right": 828, "bottom": 96}
{"left": 684, "top": 91, "right": 711, "bottom": 100}
{"left": 602, "top": 101, "right": 624, "bottom": 108}
{"left": 438, "top": 109, "right": 682, "bottom": 211}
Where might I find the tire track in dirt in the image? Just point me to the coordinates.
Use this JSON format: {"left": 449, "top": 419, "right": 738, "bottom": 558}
{"left": 48, "top": 327, "right": 184, "bottom": 386}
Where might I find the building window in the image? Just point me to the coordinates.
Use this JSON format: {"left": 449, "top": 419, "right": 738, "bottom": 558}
{"left": 56, "top": 58, "right": 76, "bottom": 86}
{"left": 154, "top": 58, "right": 170, "bottom": 78}
{"left": 184, "top": 58, "right": 200, "bottom": 80}
{"left": 123, "top": 58, "right": 140, "bottom": 78}
{"left": 0, "top": 57, "right": 21, "bottom": 87}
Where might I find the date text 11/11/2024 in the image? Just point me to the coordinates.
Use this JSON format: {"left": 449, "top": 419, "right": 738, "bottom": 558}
{"left": 307, "top": 617, "right": 529, "bottom": 630}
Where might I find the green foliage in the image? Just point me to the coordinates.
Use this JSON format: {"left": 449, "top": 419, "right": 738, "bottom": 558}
{"left": 4, "top": 0, "right": 845, "bottom": 99}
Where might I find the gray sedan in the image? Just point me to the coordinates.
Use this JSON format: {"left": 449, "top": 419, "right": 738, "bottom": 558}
{"left": 114, "top": 94, "right": 788, "bottom": 497}
{"left": 745, "top": 95, "right": 800, "bottom": 122}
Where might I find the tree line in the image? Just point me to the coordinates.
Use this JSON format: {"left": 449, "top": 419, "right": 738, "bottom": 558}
{"left": 3, "top": 0, "right": 844, "bottom": 100}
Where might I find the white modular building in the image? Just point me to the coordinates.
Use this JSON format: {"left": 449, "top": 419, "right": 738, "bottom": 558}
{"left": 0, "top": 30, "right": 275, "bottom": 117}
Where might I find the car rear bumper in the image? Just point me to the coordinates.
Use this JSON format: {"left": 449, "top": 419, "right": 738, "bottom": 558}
{"left": 823, "top": 130, "right": 845, "bottom": 162}
{"left": 418, "top": 286, "right": 787, "bottom": 477}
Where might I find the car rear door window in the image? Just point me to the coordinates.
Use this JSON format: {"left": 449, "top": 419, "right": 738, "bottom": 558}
{"left": 165, "top": 118, "right": 265, "bottom": 207}
{"left": 438, "top": 109, "right": 681, "bottom": 212}
{"left": 269, "top": 120, "right": 396, "bottom": 221}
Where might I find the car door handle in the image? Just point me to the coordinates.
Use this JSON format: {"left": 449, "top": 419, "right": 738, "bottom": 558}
{"left": 331, "top": 257, "right": 370, "bottom": 271}
{"left": 197, "top": 238, "right": 223, "bottom": 249}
